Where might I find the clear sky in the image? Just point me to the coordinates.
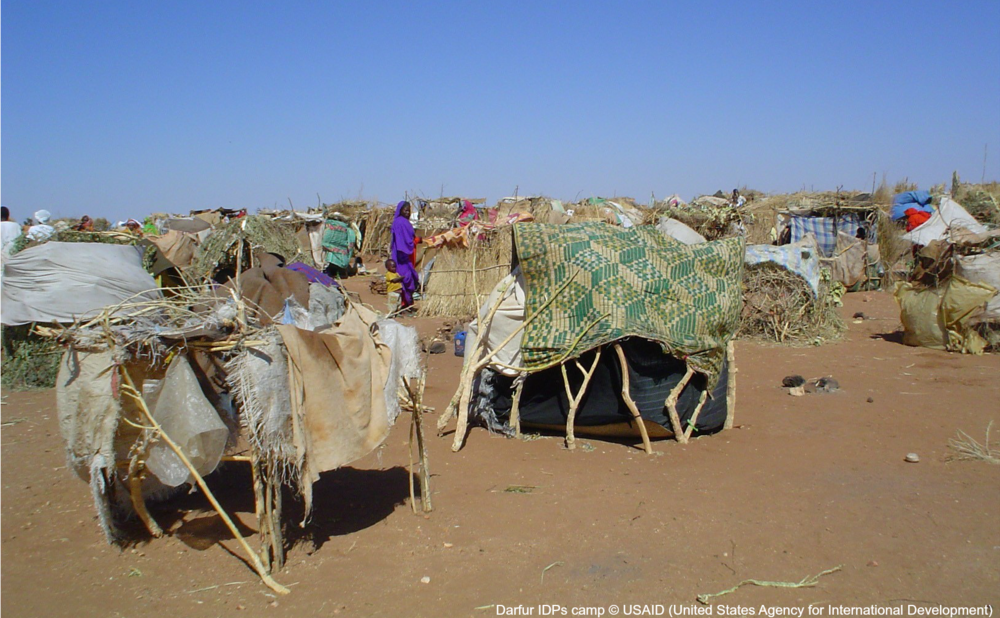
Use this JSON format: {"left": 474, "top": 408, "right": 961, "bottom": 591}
{"left": 3, "top": 1, "right": 999, "bottom": 222}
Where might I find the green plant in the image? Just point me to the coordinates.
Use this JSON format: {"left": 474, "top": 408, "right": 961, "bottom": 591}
{"left": 1, "top": 326, "right": 61, "bottom": 390}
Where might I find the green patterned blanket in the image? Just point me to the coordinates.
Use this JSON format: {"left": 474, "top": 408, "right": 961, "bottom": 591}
{"left": 514, "top": 223, "right": 745, "bottom": 385}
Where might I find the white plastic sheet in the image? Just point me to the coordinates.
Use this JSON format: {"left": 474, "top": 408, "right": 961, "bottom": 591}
{"left": 902, "top": 197, "right": 987, "bottom": 246}
{"left": 1, "top": 242, "right": 160, "bottom": 325}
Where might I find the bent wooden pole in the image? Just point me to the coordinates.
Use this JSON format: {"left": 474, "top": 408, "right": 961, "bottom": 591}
{"left": 562, "top": 349, "right": 602, "bottom": 451}
{"left": 613, "top": 344, "right": 652, "bottom": 455}
{"left": 664, "top": 365, "right": 695, "bottom": 443}
{"left": 126, "top": 427, "right": 163, "bottom": 538}
{"left": 119, "top": 367, "right": 290, "bottom": 596}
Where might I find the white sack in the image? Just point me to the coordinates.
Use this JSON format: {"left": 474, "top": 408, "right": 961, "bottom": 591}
{"left": 656, "top": 217, "right": 707, "bottom": 245}
{"left": 956, "top": 252, "right": 1000, "bottom": 321}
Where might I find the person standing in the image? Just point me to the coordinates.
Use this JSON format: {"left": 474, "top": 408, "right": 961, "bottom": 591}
{"left": 390, "top": 201, "right": 420, "bottom": 309}
{"left": 321, "top": 212, "right": 356, "bottom": 279}
{"left": 1, "top": 207, "right": 23, "bottom": 258}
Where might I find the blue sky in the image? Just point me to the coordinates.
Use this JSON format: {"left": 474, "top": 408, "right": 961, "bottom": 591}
{"left": 3, "top": 1, "right": 999, "bottom": 222}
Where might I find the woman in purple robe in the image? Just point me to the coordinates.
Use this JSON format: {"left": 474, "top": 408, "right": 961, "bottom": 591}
{"left": 390, "top": 201, "right": 419, "bottom": 308}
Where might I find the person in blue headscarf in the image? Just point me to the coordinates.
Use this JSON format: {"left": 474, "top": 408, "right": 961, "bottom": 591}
{"left": 390, "top": 201, "right": 420, "bottom": 308}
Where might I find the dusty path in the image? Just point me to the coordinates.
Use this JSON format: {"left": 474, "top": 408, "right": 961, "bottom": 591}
{"left": 2, "top": 285, "right": 998, "bottom": 617}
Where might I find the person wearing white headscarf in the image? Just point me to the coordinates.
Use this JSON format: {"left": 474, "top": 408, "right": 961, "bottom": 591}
{"left": 26, "top": 210, "right": 56, "bottom": 241}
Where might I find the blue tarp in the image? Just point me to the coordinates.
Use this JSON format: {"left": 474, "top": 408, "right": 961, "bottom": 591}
{"left": 891, "top": 190, "right": 933, "bottom": 221}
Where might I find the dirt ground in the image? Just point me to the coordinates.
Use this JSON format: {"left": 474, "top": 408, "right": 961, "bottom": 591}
{"left": 2, "top": 281, "right": 998, "bottom": 617}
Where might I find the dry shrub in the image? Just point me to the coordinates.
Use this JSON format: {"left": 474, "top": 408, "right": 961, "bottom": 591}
{"left": 953, "top": 182, "right": 1000, "bottom": 228}
{"left": 1, "top": 325, "right": 61, "bottom": 390}
{"left": 194, "top": 215, "right": 310, "bottom": 278}
{"left": 418, "top": 226, "right": 514, "bottom": 317}
{"left": 738, "top": 263, "right": 845, "bottom": 345}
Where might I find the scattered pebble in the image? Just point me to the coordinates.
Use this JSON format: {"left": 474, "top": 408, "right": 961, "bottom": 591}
{"left": 867, "top": 397, "right": 874, "bottom": 403}
{"left": 905, "top": 453, "right": 920, "bottom": 463}
{"left": 853, "top": 312, "right": 866, "bottom": 319}
{"left": 428, "top": 340, "right": 446, "bottom": 354}
{"left": 788, "top": 386, "right": 805, "bottom": 397}
{"left": 443, "top": 542, "right": 454, "bottom": 548}
{"left": 867, "top": 560, "right": 879, "bottom": 567}
{"left": 420, "top": 576, "right": 431, "bottom": 584}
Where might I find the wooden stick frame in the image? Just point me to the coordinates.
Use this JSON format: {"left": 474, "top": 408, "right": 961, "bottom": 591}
{"left": 561, "top": 348, "right": 602, "bottom": 450}
{"left": 118, "top": 366, "right": 290, "bottom": 595}
{"left": 612, "top": 343, "right": 653, "bottom": 454}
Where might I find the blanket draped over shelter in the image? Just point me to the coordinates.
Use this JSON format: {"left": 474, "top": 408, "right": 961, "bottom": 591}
{"left": 276, "top": 302, "right": 393, "bottom": 514}
{"left": 513, "top": 223, "right": 745, "bottom": 385}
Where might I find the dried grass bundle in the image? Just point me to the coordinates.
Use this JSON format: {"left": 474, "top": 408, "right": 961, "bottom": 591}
{"left": 948, "top": 422, "right": 1000, "bottom": 465}
{"left": 417, "top": 226, "right": 514, "bottom": 317}
{"left": 194, "top": 215, "right": 310, "bottom": 278}
{"left": 738, "top": 263, "right": 845, "bottom": 345}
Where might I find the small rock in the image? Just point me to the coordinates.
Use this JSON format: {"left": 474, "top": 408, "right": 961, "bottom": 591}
{"left": 420, "top": 576, "right": 431, "bottom": 584}
{"left": 428, "top": 340, "right": 446, "bottom": 354}
{"left": 269, "top": 601, "right": 279, "bottom": 608}
{"left": 866, "top": 397, "right": 874, "bottom": 403}
{"left": 782, "top": 375, "right": 805, "bottom": 388}
{"left": 853, "top": 312, "right": 866, "bottom": 319}
{"left": 867, "top": 560, "right": 878, "bottom": 567}
{"left": 789, "top": 386, "right": 805, "bottom": 397}
{"left": 236, "top": 605, "right": 246, "bottom": 611}
{"left": 813, "top": 377, "right": 840, "bottom": 393}
{"left": 443, "top": 542, "right": 454, "bottom": 548}
{"left": 905, "top": 453, "right": 920, "bottom": 463}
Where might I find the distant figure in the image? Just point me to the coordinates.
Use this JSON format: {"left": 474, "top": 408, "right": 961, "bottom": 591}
{"left": 384, "top": 259, "right": 402, "bottom": 312}
{"left": 26, "top": 210, "right": 56, "bottom": 242}
{"left": 457, "top": 199, "right": 478, "bottom": 226}
{"left": 1, "top": 207, "right": 23, "bottom": 258}
{"left": 390, "top": 201, "right": 420, "bottom": 309}
{"left": 75, "top": 215, "right": 94, "bottom": 231}
{"left": 731, "top": 189, "right": 746, "bottom": 209}
{"left": 321, "top": 212, "right": 356, "bottom": 279}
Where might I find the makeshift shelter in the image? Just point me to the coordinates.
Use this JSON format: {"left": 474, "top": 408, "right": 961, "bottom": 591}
{"left": 438, "top": 223, "right": 744, "bottom": 452}
{"left": 193, "top": 215, "right": 313, "bottom": 280}
{"left": 46, "top": 264, "right": 430, "bottom": 594}
{"left": 895, "top": 228, "right": 1000, "bottom": 353}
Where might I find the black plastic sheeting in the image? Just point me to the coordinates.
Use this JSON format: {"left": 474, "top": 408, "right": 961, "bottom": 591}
{"left": 473, "top": 338, "right": 729, "bottom": 436}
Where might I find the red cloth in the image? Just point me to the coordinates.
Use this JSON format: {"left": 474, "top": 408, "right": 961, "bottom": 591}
{"left": 905, "top": 208, "right": 932, "bottom": 231}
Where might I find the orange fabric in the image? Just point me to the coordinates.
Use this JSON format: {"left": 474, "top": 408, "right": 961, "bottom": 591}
{"left": 905, "top": 208, "right": 932, "bottom": 232}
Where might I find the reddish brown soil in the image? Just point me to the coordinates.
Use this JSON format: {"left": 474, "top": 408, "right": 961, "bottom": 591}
{"left": 2, "top": 282, "right": 998, "bottom": 617}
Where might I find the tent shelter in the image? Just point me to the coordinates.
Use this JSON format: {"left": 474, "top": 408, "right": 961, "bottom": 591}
{"left": 438, "top": 223, "right": 744, "bottom": 452}
{"left": 45, "top": 263, "right": 429, "bottom": 594}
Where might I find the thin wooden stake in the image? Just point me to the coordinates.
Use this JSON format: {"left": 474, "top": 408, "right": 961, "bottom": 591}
{"left": 613, "top": 344, "right": 652, "bottom": 454}
{"left": 404, "top": 377, "right": 432, "bottom": 513}
{"left": 250, "top": 449, "right": 272, "bottom": 572}
{"left": 510, "top": 374, "right": 526, "bottom": 438}
{"left": 724, "top": 340, "right": 737, "bottom": 431}
{"left": 682, "top": 389, "right": 709, "bottom": 442}
{"left": 119, "top": 367, "right": 290, "bottom": 596}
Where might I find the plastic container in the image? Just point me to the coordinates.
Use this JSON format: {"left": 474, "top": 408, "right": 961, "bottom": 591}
{"left": 145, "top": 357, "right": 229, "bottom": 487}
{"left": 454, "top": 331, "right": 467, "bottom": 357}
